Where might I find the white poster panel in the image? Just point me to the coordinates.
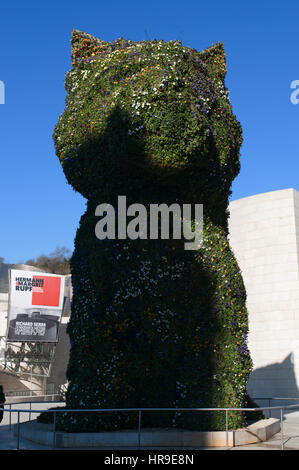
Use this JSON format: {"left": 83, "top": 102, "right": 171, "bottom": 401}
{"left": 7, "top": 270, "right": 65, "bottom": 342}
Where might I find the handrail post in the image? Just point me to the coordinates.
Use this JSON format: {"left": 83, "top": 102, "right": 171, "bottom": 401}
{"left": 138, "top": 410, "right": 142, "bottom": 448}
{"left": 225, "top": 409, "right": 228, "bottom": 449}
{"left": 17, "top": 411, "right": 20, "bottom": 450}
{"left": 9, "top": 404, "right": 11, "bottom": 430}
{"left": 53, "top": 411, "right": 56, "bottom": 450}
{"left": 280, "top": 407, "right": 284, "bottom": 450}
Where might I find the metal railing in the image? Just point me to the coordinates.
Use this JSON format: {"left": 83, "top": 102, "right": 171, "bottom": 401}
{"left": 2, "top": 398, "right": 299, "bottom": 450}
{"left": 252, "top": 397, "right": 299, "bottom": 418}
{"left": 5, "top": 389, "right": 56, "bottom": 398}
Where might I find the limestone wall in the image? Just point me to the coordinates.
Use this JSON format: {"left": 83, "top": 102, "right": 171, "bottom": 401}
{"left": 0, "top": 293, "right": 8, "bottom": 337}
{"left": 229, "top": 188, "right": 299, "bottom": 398}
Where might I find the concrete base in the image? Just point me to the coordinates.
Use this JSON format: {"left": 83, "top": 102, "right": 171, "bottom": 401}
{"left": 234, "top": 418, "right": 280, "bottom": 446}
{"left": 14, "top": 418, "right": 280, "bottom": 448}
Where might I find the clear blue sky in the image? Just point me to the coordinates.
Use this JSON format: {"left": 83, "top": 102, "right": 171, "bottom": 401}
{"left": 0, "top": 0, "right": 298, "bottom": 263}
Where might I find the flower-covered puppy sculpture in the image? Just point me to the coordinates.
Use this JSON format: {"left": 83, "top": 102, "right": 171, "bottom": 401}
{"left": 53, "top": 30, "right": 253, "bottom": 432}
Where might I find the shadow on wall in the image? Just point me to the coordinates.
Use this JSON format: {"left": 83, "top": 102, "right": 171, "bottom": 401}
{"left": 48, "top": 323, "right": 70, "bottom": 389}
{"left": 248, "top": 353, "right": 299, "bottom": 414}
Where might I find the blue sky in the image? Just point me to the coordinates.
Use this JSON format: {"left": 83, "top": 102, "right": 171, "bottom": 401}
{"left": 0, "top": 0, "right": 298, "bottom": 263}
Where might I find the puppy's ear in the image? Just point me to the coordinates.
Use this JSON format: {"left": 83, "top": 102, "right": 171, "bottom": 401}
{"left": 199, "top": 42, "right": 226, "bottom": 82}
{"left": 71, "top": 29, "right": 111, "bottom": 66}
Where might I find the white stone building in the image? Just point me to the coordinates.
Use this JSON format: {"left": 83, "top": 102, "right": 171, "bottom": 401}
{"left": 228, "top": 188, "right": 299, "bottom": 399}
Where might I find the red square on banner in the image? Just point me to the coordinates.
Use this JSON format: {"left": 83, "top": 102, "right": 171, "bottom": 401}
{"left": 32, "top": 276, "right": 61, "bottom": 307}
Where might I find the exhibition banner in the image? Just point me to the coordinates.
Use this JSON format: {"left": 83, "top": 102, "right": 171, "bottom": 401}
{"left": 7, "top": 269, "right": 65, "bottom": 342}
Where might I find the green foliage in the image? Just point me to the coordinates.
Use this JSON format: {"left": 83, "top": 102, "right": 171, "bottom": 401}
{"left": 55, "top": 31, "right": 242, "bottom": 227}
{"left": 47, "top": 30, "right": 255, "bottom": 432}
{"left": 25, "top": 246, "right": 71, "bottom": 274}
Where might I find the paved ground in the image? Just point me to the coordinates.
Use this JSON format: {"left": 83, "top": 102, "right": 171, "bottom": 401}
{"left": 0, "top": 402, "right": 56, "bottom": 450}
{"left": 0, "top": 402, "right": 299, "bottom": 450}
{"left": 231, "top": 408, "right": 299, "bottom": 450}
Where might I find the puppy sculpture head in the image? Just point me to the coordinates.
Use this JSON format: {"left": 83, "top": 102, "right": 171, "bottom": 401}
{"left": 54, "top": 30, "right": 242, "bottom": 223}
